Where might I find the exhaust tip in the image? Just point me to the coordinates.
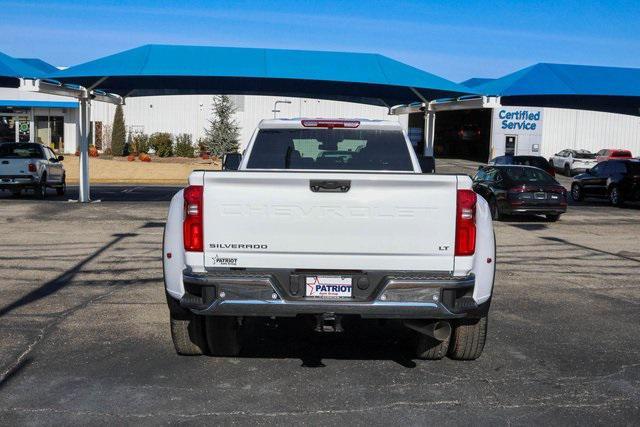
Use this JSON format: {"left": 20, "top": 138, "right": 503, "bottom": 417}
{"left": 432, "top": 321, "right": 452, "bottom": 341}
{"left": 404, "top": 320, "right": 452, "bottom": 341}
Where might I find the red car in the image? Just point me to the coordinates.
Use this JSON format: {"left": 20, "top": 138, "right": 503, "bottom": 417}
{"left": 596, "top": 149, "right": 633, "bottom": 163}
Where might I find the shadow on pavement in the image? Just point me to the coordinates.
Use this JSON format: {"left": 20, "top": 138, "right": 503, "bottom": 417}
{"left": 0, "top": 185, "right": 181, "bottom": 203}
{"left": 540, "top": 236, "right": 640, "bottom": 263}
{"left": 0, "top": 233, "right": 138, "bottom": 318}
{"left": 235, "top": 317, "right": 419, "bottom": 368}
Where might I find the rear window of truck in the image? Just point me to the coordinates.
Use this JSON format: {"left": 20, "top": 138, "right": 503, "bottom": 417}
{"left": 246, "top": 129, "right": 414, "bottom": 171}
{"left": 0, "top": 143, "right": 44, "bottom": 159}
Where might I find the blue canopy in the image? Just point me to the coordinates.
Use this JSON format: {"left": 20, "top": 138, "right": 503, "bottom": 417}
{"left": 474, "top": 63, "right": 640, "bottom": 115}
{"left": 18, "top": 58, "right": 59, "bottom": 74}
{"left": 0, "top": 51, "right": 48, "bottom": 87}
{"left": 459, "top": 77, "right": 495, "bottom": 88}
{"left": 50, "top": 44, "right": 472, "bottom": 106}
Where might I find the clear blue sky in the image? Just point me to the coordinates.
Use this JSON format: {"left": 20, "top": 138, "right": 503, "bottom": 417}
{"left": 3, "top": 0, "right": 639, "bottom": 81}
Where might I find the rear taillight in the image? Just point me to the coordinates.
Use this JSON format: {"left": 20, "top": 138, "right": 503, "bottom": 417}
{"left": 183, "top": 185, "right": 203, "bottom": 252}
{"left": 28, "top": 163, "right": 37, "bottom": 172}
{"left": 455, "top": 189, "right": 477, "bottom": 256}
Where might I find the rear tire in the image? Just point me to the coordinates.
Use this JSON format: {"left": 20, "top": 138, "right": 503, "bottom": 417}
{"left": 448, "top": 315, "right": 488, "bottom": 360}
{"left": 489, "top": 198, "right": 502, "bottom": 221}
{"left": 167, "top": 295, "right": 208, "bottom": 355}
{"left": 545, "top": 214, "right": 561, "bottom": 222}
{"left": 415, "top": 333, "right": 450, "bottom": 360}
{"left": 571, "top": 184, "right": 583, "bottom": 201}
{"left": 609, "top": 186, "right": 624, "bottom": 207}
{"left": 205, "top": 316, "right": 242, "bottom": 356}
{"left": 37, "top": 174, "right": 47, "bottom": 199}
{"left": 56, "top": 174, "right": 66, "bottom": 196}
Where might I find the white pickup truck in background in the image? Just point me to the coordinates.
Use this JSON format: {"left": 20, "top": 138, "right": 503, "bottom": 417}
{"left": 0, "top": 142, "right": 66, "bottom": 198}
{"left": 163, "top": 119, "right": 495, "bottom": 360}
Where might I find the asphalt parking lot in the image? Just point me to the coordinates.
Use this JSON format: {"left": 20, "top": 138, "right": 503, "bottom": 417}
{"left": 1, "top": 173, "right": 639, "bottom": 424}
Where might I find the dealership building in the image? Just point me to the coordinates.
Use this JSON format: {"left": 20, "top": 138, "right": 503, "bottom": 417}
{"left": 1, "top": 58, "right": 639, "bottom": 162}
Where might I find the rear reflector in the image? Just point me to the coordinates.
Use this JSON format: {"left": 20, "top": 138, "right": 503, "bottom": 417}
{"left": 301, "top": 120, "right": 360, "bottom": 128}
{"left": 455, "top": 189, "right": 477, "bottom": 256}
{"left": 183, "top": 185, "right": 203, "bottom": 252}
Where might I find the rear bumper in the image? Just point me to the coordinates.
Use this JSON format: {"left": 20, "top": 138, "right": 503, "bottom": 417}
{"left": 178, "top": 269, "right": 489, "bottom": 319}
{"left": 503, "top": 202, "right": 567, "bottom": 216}
{"left": 505, "top": 207, "right": 567, "bottom": 215}
{"left": 0, "top": 175, "right": 37, "bottom": 189}
{"left": 571, "top": 167, "right": 592, "bottom": 174}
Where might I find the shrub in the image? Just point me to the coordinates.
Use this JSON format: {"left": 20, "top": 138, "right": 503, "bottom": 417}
{"left": 103, "top": 147, "right": 112, "bottom": 156}
{"left": 149, "top": 132, "right": 173, "bottom": 157}
{"left": 175, "top": 133, "right": 195, "bottom": 157}
{"left": 132, "top": 133, "right": 150, "bottom": 154}
{"left": 88, "top": 145, "right": 99, "bottom": 157}
{"left": 127, "top": 155, "right": 136, "bottom": 162}
{"left": 125, "top": 131, "right": 133, "bottom": 155}
{"left": 111, "top": 105, "right": 126, "bottom": 156}
{"left": 139, "top": 153, "right": 151, "bottom": 162}
{"left": 203, "top": 95, "right": 240, "bottom": 157}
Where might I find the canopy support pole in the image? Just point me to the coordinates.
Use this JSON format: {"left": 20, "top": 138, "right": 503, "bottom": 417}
{"left": 424, "top": 110, "right": 436, "bottom": 157}
{"left": 409, "top": 88, "right": 437, "bottom": 157}
{"left": 78, "top": 98, "right": 91, "bottom": 202}
{"left": 18, "top": 78, "right": 123, "bottom": 203}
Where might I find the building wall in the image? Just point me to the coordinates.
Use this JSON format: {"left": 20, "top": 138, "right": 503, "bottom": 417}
{"left": 91, "top": 95, "right": 400, "bottom": 150}
{"left": 540, "top": 107, "right": 640, "bottom": 158}
{"left": 486, "top": 105, "right": 640, "bottom": 160}
{"left": 0, "top": 88, "right": 78, "bottom": 153}
{"left": 491, "top": 107, "right": 544, "bottom": 158}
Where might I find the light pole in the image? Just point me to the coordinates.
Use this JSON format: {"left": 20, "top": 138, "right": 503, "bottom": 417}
{"left": 272, "top": 100, "right": 292, "bottom": 118}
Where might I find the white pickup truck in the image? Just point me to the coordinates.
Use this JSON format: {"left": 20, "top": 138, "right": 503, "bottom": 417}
{"left": 163, "top": 119, "right": 495, "bottom": 360}
{"left": 0, "top": 142, "right": 66, "bottom": 198}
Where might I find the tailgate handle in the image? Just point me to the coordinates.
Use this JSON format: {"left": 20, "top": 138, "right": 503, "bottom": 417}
{"left": 1, "top": 161, "right": 8, "bottom": 164}
{"left": 310, "top": 180, "right": 351, "bottom": 193}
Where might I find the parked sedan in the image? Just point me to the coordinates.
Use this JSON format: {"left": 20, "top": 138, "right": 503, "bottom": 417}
{"left": 595, "top": 149, "right": 633, "bottom": 163}
{"left": 489, "top": 155, "right": 555, "bottom": 176}
{"left": 549, "top": 149, "right": 597, "bottom": 176}
{"left": 0, "top": 142, "right": 66, "bottom": 198}
{"left": 571, "top": 159, "right": 640, "bottom": 206}
{"left": 473, "top": 165, "right": 567, "bottom": 221}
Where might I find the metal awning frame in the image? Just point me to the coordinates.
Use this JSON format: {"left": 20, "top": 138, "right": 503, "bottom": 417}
{"left": 389, "top": 96, "right": 502, "bottom": 157}
{"left": 19, "top": 78, "right": 124, "bottom": 202}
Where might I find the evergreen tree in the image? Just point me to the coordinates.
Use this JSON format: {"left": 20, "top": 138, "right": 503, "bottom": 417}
{"left": 204, "top": 95, "right": 240, "bottom": 157}
{"left": 111, "top": 105, "right": 126, "bottom": 156}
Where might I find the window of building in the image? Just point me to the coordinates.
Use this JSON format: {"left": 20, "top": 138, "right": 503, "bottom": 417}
{"left": 0, "top": 115, "right": 16, "bottom": 142}
{"left": 35, "top": 116, "right": 64, "bottom": 152}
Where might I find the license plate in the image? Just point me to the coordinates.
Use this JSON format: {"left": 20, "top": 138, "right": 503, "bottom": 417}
{"left": 534, "top": 192, "right": 546, "bottom": 200}
{"left": 305, "top": 275, "right": 352, "bottom": 299}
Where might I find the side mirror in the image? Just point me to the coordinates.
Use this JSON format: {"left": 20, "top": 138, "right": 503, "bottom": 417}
{"left": 418, "top": 156, "right": 435, "bottom": 173}
{"left": 223, "top": 153, "right": 242, "bottom": 171}
{"left": 57, "top": 155, "right": 64, "bottom": 161}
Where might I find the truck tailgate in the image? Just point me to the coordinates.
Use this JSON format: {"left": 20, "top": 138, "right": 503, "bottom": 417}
{"left": 202, "top": 172, "right": 458, "bottom": 272}
{"left": 0, "top": 159, "right": 31, "bottom": 176}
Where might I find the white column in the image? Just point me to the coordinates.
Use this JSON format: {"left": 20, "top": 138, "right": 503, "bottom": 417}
{"left": 424, "top": 110, "right": 436, "bottom": 156}
{"left": 78, "top": 98, "right": 91, "bottom": 202}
